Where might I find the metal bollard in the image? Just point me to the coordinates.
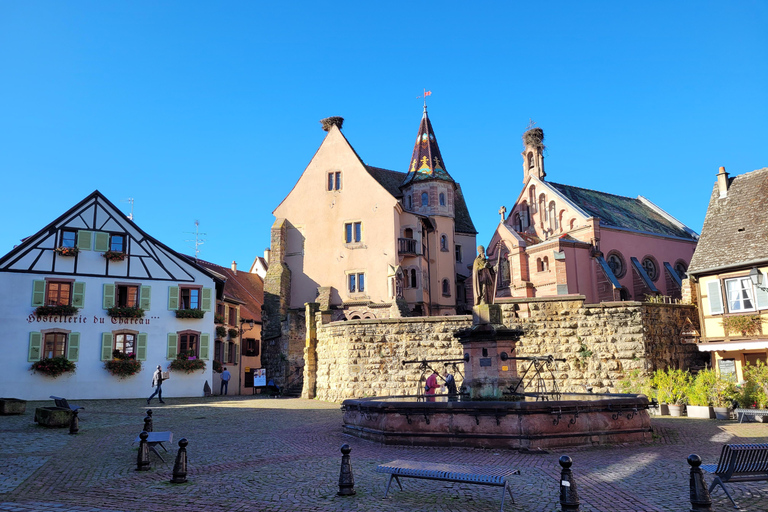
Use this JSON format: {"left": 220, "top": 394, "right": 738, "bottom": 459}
{"left": 688, "top": 454, "right": 714, "bottom": 512}
{"left": 136, "top": 431, "right": 151, "bottom": 471}
{"left": 559, "top": 455, "right": 580, "bottom": 512}
{"left": 337, "top": 444, "right": 356, "bottom": 496}
{"left": 145, "top": 409, "right": 153, "bottom": 432}
{"left": 170, "top": 438, "right": 188, "bottom": 484}
{"left": 69, "top": 409, "right": 79, "bottom": 435}
{"left": 143, "top": 414, "right": 153, "bottom": 433}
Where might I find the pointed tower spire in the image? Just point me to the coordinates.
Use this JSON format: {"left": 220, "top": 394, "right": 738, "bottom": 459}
{"left": 401, "top": 105, "right": 454, "bottom": 186}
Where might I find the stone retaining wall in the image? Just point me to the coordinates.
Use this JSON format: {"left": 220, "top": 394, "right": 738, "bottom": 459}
{"left": 308, "top": 297, "right": 701, "bottom": 402}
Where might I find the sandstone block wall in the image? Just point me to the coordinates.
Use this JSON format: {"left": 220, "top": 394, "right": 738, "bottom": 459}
{"left": 308, "top": 297, "right": 701, "bottom": 402}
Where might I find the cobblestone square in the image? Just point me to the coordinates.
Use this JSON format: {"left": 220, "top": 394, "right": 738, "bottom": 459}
{"left": 1, "top": 397, "right": 767, "bottom": 512}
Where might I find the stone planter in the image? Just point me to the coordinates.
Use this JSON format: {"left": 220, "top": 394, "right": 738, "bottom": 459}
{"left": 34, "top": 407, "right": 72, "bottom": 428}
{"left": 0, "top": 398, "right": 27, "bottom": 415}
{"left": 713, "top": 406, "right": 731, "bottom": 420}
{"left": 657, "top": 403, "right": 670, "bottom": 416}
{"left": 668, "top": 404, "right": 685, "bottom": 417}
{"left": 687, "top": 405, "right": 714, "bottom": 419}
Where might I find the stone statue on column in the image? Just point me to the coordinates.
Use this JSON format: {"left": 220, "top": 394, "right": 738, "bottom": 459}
{"left": 472, "top": 245, "right": 496, "bottom": 306}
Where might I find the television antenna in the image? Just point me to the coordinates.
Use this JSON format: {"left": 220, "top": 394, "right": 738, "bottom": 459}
{"left": 185, "top": 220, "right": 207, "bottom": 261}
{"left": 123, "top": 198, "right": 135, "bottom": 220}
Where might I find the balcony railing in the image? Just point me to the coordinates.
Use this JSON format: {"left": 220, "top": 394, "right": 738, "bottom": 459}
{"left": 398, "top": 238, "right": 419, "bottom": 255}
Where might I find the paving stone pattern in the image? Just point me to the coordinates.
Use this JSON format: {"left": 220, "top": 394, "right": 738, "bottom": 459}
{"left": 1, "top": 397, "right": 767, "bottom": 512}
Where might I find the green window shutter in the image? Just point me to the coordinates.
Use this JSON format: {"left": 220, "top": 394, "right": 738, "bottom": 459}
{"left": 77, "top": 230, "right": 93, "bottom": 251}
{"left": 223, "top": 341, "right": 229, "bottom": 363}
{"left": 168, "top": 286, "right": 179, "bottom": 310}
{"left": 707, "top": 280, "right": 724, "bottom": 315}
{"left": 67, "top": 333, "right": 80, "bottom": 362}
{"left": 28, "top": 332, "right": 42, "bottom": 361}
{"left": 32, "top": 280, "right": 46, "bottom": 307}
{"left": 137, "top": 333, "right": 148, "bottom": 361}
{"left": 94, "top": 232, "right": 109, "bottom": 252}
{"left": 103, "top": 283, "right": 115, "bottom": 309}
{"left": 72, "top": 282, "right": 86, "bottom": 308}
{"left": 235, "top": 307, "right": 240, "bottom": 326}
{"left": 101, "top": 333, "right": 113, "bottom": 361}
{"left": 200, "top": 333, "right": 210, "bottom": 360}
{"left": 167, "top": 333, "right": 178, "bottom": 360}
{"left": 235, "top": 346, "right": 240, "bottom": 365}
{"left": 756, "top": 271, "right": 768, "bottom": 310}
{"left": 140, "top": 286, "right": 151, "bottom": 310}
{"left": 201, "top": 288, "right": 212, "bottom": 312}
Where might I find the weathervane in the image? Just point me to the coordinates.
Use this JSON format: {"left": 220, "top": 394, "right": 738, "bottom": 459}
{"left": 417, "top": 89, "right": 432, "bottom": 108}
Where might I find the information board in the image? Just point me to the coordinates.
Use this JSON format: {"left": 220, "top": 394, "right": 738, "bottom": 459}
{"left": 718, "top": 359, "right": 737, "bottom": 382}
{"left": 253, "top": 368, "right": 267, "bottom": 387}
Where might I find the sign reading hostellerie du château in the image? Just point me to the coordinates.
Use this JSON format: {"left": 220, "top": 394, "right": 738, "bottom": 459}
{"left": 27, "top": 312, "right": 161, "bottom": 325}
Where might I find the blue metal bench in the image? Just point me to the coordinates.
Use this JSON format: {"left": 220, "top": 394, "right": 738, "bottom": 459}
{"left": 50, "top": 395, "right": 83, "bottom": 412}
{"left": 376, "top": 459, "right": 519, "bottom": 512}
{"left": 701, "top": 443, "right": 768, "bottom": 508}
{"left": 133, "top": 431, "right": 173, "bottom": 462}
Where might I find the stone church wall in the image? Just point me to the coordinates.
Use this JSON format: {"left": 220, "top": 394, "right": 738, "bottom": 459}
{"left": 308, "top": 296, "right": 700, "bottom": 402}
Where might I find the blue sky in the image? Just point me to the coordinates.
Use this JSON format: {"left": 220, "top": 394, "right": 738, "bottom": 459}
{"left": 1, "top": 2, "right": 766, "bottom": 270}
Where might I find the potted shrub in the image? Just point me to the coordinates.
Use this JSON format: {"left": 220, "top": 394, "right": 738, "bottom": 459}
{"left": 175, "top": 308, "right": 205, "bottom": 319}
{"left": 687, "top": 369, "right": 716, "bottom": 419}
{"left": 216, "top": 326, "right": 227, "bottom": 338}
{"left": 653, "top": 368, "right": 689, "bottom": 416}
{"left": 713, "top": 380, "right": 738, "bottom": 420}
{"left": 168, "top": 351, "right": 206, "bottom": 374}
{"left": 54, "top": 246, "right": 79, "bottom": 257}
{"left": 102, "top": 250, "right": 126, "bottom": 262}
{"left": 31, "top": 356, "right": 76, "bottom": 378}
{"left": 214, "top": 313, "right": 225, "bottom": 324}
{"left": 228, "top": 328, "right": 239, "bottom": 339}
{"left": 104, "top": 350, "right": 142, "bottom": 378}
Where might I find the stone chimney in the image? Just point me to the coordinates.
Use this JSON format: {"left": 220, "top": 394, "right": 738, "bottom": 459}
{"left": 231, "top": 261, "right": 237, "bottom": 274}
{"left": 264, "top": 248, "right": 271, "bottom": 264}
{"left": 717, "top": 166, "right": 730, "bottom": 198}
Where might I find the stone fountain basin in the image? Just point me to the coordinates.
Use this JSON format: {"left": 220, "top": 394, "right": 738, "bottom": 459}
{"left": 341, "top": 393, "right": 652, "bottom": 450}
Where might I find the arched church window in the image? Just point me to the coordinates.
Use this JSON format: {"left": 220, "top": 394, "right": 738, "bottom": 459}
{"left": 410, "top": 269, "right": 417, "bottom": 288}
{"left": 548, "top": 201, "right": 557, "bottom": 231}
{"left": 529, "top": 186, "right": 536, "bottom": 213}
{"left": 514, "top": 213, "right": 522, "bottom": 232}
{"left": 442, "top": 279, "right": 450, "bottom": 296}
{"left": 536, "top": 258, "right": 543, "bottom": 272}
{"left": 440, "top": 234, "right": 448, "bottom": 251}
{"left": 439, "top": 193, "right": 446, "bottom": 206}
{"left": 674, "top": 260, "right": 688, "bottom": 279}
{"left": 569, "top": 218, "right": 577, "bottom": 230}
{"left": 421, "top": 192, "right": 428, "bottom": 206}
{"left": 542, "top": 256, "right": 549, "bottom": 272}
{"left": 521, "top": 201, "right": 530, "bottom": 229}
{"left": 527, "top": 152, "right": 534, "bottom": 169}
{"left": 539, "top": 194, "right": 547, "bottom": 223}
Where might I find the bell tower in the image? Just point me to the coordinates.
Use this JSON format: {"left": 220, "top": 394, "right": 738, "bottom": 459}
{"left": 522, "top": 126, "right": 545, "bottom": 183}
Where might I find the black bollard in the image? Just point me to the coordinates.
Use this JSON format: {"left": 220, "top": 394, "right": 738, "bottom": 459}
{"left": 688, "top": 454, "right": 714, "bottom": 512}
{"left": 69, "top": 409, "right": 79, "bottom": 435}
{"left": 143, "top": 414, "right": 152, "bottom": 433}
{"left": 136, "top": 431, "right": 151, "bottom": 471}
{"left": 337, "top": 444, "right": 356, "bottom": 496}
{"left": 146, "top": 409, "right": 153, "bottom": 432}
{"left": 559, "top": 455, "right": 580, "bottom": 512}
{"left": 170, "top": 438, "right": 188, "bottom": 484}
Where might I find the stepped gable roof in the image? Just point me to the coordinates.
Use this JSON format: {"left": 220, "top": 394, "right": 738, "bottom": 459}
{"left": 195, "top": 259, "right": 263, "bottom": 322}
{"left": 547, "top": 182, "right": 696, "bottom": 240}
{"left": 688, "top": 167, "right": 768, "bottom": 274}
{"left": 365, "top": 165, "right": 477, "bottom": 235}
{"left": 401, "top": 107, "right": 454, "bottom": 186}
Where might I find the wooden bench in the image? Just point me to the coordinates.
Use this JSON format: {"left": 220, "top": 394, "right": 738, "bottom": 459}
{"left": 376, "top": 459, "right": 518, "bottom": 512}
{"left": 50, "top": 395, "right": 83, "bottom": 412}
{"left": 701, "top": 443, "right": 768, "bottom": 508}
{"left": 133, "top": 431, "right": 173, "bottom": 462}
{"left": 734, "top": 408, "right": 768, "bottom": 423}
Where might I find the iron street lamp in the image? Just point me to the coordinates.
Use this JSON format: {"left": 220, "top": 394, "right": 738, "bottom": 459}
{"left": 749, "top": 267, "right": 768, "bottom": 292}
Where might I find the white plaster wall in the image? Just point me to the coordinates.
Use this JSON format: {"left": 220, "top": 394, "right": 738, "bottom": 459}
{"left": 0, "top": 272, "right": 215, "bottom": 400}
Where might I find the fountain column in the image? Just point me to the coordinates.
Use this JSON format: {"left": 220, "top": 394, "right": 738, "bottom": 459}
{"left": 455, "top": 304, "right": 523, "bottom": 399}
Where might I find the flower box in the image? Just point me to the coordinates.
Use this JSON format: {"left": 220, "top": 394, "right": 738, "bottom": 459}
{"left": 104, "top": 357, "right": 142, "bottom": 378}
{"left": 102, "top": 250, "right": 126, "bottom": 262}
{"left": 35, "top": 305, "right": 78, "bottom": 317}
{"left": 34, "top": 407, "right": 72, "bottom": 428}
{"left": 228, "top": 328, "right": 239, "bottom": 339}
{"left": 175, "top": 308, "right": 205, "bottom": 319}
{"left": 31, "top": 356, "right": 76, "bottom": 378}
{"left": 0, "top": 398, "right": 27, "bottom": 415}
{"left": 214, "top": 313, "right": 225, "bottom": 324}
{"left": 216, "top": 326, "right": 227, "bottom": 338}
{"left": 168, "top": 357, "right": 206, "bottom": 374}
{"left": 107, "top": 306, "right": 145, "bottom": 318}
{"left": 55, "top": 246, "right": 79, "bottom": 257}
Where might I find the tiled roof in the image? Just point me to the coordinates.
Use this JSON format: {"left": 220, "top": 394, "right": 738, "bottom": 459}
{"left": 687, "top": 167, "right": 768, "bottom": 274}
{"left": 547, "top": 182, "right": 697, "bottom": 240}
{"left": 401, "top": 108, "right": 454, "bottom": 186}
{"left": 365, "top": 165, "right": 476, "bottom": 234}
{"left": 195, "top": 259, "right": 264, "bottom": 322}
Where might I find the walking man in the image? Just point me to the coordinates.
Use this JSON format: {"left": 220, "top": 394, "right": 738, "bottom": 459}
{"left": 221, "top": 367, "right": 231, "bottom": 395}
{"left": 148, "top": 365, "right": 165, "bottom": 404}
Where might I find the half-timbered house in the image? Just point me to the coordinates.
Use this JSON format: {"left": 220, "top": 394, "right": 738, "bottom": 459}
{"left": 0, "top": 190, "right": 221, "bottom": 400}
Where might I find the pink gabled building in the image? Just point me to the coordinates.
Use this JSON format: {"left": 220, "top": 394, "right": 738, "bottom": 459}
{"left": 487, "top": 127, "right": 699, "bottom": 303}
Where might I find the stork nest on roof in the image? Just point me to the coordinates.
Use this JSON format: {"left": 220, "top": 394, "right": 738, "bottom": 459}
{"left": 523, "top": 127, "right": 545, "bottom": 149}
{"left": 320, "top": 116, "right": 344, "bottom": 131}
